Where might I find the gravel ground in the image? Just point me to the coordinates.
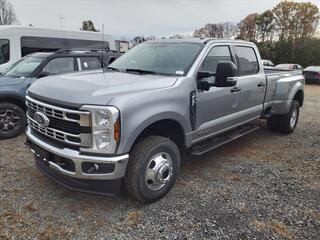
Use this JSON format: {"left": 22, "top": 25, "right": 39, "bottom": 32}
{"left": 0, "top": 85, "right": 319, "bottom": 240}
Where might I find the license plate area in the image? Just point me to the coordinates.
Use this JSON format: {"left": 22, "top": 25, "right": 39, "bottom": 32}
{"left": 31, "top": 144, "right": 52, "bottom": 166}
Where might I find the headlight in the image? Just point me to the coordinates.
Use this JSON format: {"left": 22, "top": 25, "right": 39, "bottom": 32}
{"left": 80, "top": 105, "right": 120, "bottom": 154}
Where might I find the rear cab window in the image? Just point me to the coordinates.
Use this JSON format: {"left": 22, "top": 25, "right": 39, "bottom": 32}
{"left": 0, "top": 39, "right": 10, "bottom": 65}
{"left": 78, "top": 57, "right": 102, "bottom": 71}
{"left": 235, "top": 46, "right": 259, "bottom": 76}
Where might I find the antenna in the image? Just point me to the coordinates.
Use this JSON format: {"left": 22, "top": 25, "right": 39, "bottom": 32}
{"left": 101, "top": 24, "right": 105, "bottom": 68}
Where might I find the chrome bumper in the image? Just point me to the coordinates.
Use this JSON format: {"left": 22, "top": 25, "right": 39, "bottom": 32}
{"left": 26, "top": 127, "right": 129, "bottom": 180}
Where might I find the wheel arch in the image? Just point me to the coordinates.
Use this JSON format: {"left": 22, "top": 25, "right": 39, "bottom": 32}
{"left": 119, "top": 116, "right": 188, "bottom": 155}
{"left": 0, "top": 93, "right": 26, "bottom": 111}
{"left": 293, "top": 89, "right": 304, "bottom": 107}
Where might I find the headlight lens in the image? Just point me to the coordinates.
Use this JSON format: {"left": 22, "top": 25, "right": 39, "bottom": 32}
{"left": 80, "top": 105, "right": 120, "bottom": 154}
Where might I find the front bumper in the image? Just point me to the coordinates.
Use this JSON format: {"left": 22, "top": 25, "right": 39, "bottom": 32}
{"left": 26, "top": 126, "right": 129, "bottom": 180}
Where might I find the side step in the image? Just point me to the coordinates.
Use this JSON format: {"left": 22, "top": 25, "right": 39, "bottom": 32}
{"left": 190, "top": 125, "right": 260, "bottom": 155}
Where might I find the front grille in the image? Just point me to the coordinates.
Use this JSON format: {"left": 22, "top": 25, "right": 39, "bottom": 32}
{"left": 26, "top": 96, "right": 92, "bottom": 147}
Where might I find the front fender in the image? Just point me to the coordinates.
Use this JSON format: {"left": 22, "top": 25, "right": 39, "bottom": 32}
{"left": 118, "top": 111, "right": 189, "bottom": 154}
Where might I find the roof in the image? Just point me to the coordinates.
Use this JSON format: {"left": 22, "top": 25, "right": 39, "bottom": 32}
{"left": 26, "top": 50, "right": 121, "bottom": 58}
{"left": 0, "top": 25, "right": 111, "bottom": 36}
{"left": 148, "top": 38, "right": 253, "bottom": 45}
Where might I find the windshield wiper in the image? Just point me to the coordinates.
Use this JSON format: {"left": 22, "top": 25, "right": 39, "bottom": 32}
{"left": 125, "top": 68, "right": 156, "bottom": 75}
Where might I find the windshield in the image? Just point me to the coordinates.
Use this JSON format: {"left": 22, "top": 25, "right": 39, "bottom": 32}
{"left": 109, "top": 41, "right": 203, "bottom": 76}
{"left": 0, "top": 39, "right": 10, "bottom": 65}
{"left": 3, "top": 56, "right": 43, "bottom": 78}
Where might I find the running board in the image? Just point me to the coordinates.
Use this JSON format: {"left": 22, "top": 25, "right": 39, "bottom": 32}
{"left": 190, "top": 125, "right": 260, "bottom": 155}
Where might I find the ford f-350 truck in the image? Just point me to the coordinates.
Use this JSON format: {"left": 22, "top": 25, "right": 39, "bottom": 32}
{"left": 26, "top": 39, "right": 304, "bottom": 203}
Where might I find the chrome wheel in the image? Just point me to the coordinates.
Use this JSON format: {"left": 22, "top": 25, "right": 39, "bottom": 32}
{"left": 145, "top": 152, "right": 173, "bottom": 191}
{"left": 0, "top": 109, "right": 21, "bottom": 134}
{"left": 290, "top": 107, "right": 298, "bottom": 129}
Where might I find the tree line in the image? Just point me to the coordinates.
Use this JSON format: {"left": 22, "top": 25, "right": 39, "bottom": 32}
{"left": 1, "top": 0, "right": 319, "bottom": 66}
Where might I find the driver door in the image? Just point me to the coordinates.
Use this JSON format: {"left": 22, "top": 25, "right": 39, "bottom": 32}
{"left": 194, "top": 45, "right": 240, "bottom": 141}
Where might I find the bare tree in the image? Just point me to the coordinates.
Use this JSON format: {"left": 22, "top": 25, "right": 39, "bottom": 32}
{"left": 0, "top": 0, "right": 18, "bottom": 25}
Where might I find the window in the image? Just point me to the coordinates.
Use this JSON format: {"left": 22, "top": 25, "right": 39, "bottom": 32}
{"left": 79, "top": 57, "right": 102, "bottom": 71}
{"left": 21, "top": 36, "right": 109, "bottom": 57}
{"left": 200, "top": 46, "right": 232, "bottom": 73}
{"left": 0, "top": 39, "right": 10, "bottom": 65}
{"left": 42, "top": 58, "right": 75, "bottom": 75}
{"left": 109, "top": 42, "right": 203, "bottom": 76}
{"left": 3, "top": 57, "right": 43, "bottom": 78}
{"left": 235, "top": 46, "right": 259, "bottom": 76}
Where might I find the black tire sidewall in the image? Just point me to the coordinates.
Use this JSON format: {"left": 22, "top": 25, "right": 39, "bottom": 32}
{"left": 137, "top": 141, "right": 180, "bottom": 202}
{"left": 126, "top": 136, "right": 181, "bottom": 203}
{"left": 0, "top": 103, "right": 26, "bottom": 139}
{"left": 279, "top": 100, "right": 300, "bottom": 134}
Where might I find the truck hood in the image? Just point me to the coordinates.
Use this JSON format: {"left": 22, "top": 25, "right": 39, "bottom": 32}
{"left": 0, "top": 76, "right": 28, "bottom": 86}
{"left": 28, "top": 70, "right": 178, "bottom": 107}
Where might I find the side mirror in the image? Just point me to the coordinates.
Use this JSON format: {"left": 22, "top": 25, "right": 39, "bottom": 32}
{"left": 197, "top": 71, "right": 214, "bottom": 79}
{"left": 215, "top": 61, "right": 238, "bottom": 87}
{"left": 197, "top": 79, "right": 214, "bottom": 91}
{"left": 197, "top": 71, "right": 215, "bottom": 91}
{"left": 37, "top": 72, "right": 51, "bottom": 78}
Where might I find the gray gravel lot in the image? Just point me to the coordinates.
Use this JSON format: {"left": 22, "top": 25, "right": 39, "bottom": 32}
{"left": 0, "top": 85, "right": 319, "bottom": 240}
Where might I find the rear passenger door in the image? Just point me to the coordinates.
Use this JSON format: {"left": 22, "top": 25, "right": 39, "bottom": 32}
{"left": 234, "top": 45, "right": 266, "bottom": 121}
{"left": 77, "top": 57, "right": 103, "bottom": 71}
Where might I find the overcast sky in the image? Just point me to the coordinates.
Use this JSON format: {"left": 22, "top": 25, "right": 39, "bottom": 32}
{"left": 10, "top": 0, "right": 320, "bottom": 40}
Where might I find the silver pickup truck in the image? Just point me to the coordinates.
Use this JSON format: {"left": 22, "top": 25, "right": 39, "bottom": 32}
{"left": 26, "top": 39, "right": 304, "bottom": 203}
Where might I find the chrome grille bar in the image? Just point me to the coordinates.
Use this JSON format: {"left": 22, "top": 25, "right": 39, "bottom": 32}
{"left": 26, "top": 96, "right": 92, "bottom": 147}
{"left": 26, "top": 95, "right": 90, "bottom": 126}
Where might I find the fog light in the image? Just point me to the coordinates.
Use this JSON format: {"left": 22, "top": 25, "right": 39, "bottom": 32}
{"left": 82, "top": 162, "right": 115, "bottom": 174}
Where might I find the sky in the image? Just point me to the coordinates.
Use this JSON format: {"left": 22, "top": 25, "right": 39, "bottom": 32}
{"left": 10, "top": 0, "right": 320, "bottom": 40}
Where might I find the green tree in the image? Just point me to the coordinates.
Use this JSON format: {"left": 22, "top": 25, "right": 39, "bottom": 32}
{"left": 80, "top": 20, "right": 99, "bottom": 32}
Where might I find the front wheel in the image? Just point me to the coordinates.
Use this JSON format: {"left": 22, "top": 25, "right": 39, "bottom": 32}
{"left": 124, "top": 136, "right": 180, "bottom": 203}
{"left": 0, "top": 102, "right": 26, "bottom": 139}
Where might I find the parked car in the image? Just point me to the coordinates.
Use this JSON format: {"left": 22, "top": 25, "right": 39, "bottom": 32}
{"left": 26, "top": 39, "right": 304, "bottom": 203}
{"left": 0, "top": 49, "right": 121, "bottom": 139}
{"left": 275, "top": 63, "right": 303, "bottom": 71}
{"left": 303, "top": 66, "right": 320, "bottom": 84}
{"left": 0, "top": 25, "right": 116, "bottom": 73}
{"left": 262, "top": 59, "right": 274, "bottom": 67}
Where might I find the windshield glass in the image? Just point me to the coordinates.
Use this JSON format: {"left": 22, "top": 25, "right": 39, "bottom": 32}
{"left": 109, "top": 41, "right": 203, "bottom": 76}
{"left": 0, "top": 39, "right": 10, "bottom": 65}
{"left": 3, "top": 56, "right": 43, "bottom": 78}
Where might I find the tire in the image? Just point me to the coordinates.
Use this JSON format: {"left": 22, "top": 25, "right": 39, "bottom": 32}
{"left": 277, "top": 100, "right": 300, "bottom": 134}
{"left": 0, "top": 102, "right": 26, "bottom": 140}
{"left": 124, "top": 136, "right": 181, "bottom": 203}
{"left": 267, "top": 115, "right": 279, "bottom": 131}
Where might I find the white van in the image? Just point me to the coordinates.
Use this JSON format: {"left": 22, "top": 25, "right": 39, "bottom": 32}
{"left": 0, "top": 25, "right": 116, "bottom": 72}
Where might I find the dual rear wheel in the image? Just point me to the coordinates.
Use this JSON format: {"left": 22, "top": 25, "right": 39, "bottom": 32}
{"left": 267, "top": 100, "right": 300, "bottom": 134}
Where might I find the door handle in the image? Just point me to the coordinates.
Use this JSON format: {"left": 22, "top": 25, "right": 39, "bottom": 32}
{"left": 257, "top": 82, "right": 266, "bottom": 87}
{"left": 230, "top": 87, "right": 241, "bottom": 93}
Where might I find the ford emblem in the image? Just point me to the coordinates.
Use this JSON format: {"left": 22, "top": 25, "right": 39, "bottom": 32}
{"left": 34, "top": 112, "right": 50, "bottom": 127}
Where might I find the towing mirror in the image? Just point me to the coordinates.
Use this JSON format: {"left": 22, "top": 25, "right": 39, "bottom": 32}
{"left": 197, "top": 71, "right": 215, "bottom": 91}
{"left": 215, "top": 61, "right": 238, "bottom": 87}
{"left": 197, "top": 71, "right": 214, "bottom": 79}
